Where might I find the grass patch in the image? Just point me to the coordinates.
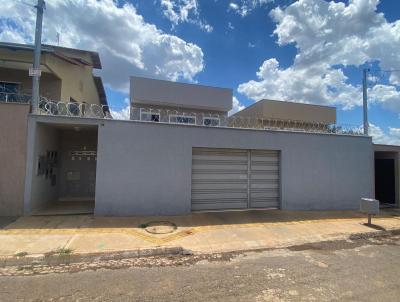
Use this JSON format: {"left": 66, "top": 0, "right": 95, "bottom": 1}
{"left": 139, "top": 223, "right": 148, "bottom": 228}
{"left": 55, "top": 247, "right": 73, "bottom": 256}
{"left": 15, "top": 251, "right": 28, "bottom": 257}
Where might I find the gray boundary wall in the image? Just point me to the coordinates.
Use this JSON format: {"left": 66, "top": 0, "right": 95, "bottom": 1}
{"left": 24, "top": 116, "right": 373, "bottom": 216}
{"left": 94, "top": 119, "right": 374, "bottom": 216}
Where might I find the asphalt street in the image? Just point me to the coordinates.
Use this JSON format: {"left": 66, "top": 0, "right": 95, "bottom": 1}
{"left": 1, "top": 234, "right": 400, "bottom": 301}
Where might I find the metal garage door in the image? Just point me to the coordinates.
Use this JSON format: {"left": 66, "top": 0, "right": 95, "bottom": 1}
{"left": 191, "top": 148, "right": 280, "bottom": 211}
{"left": 191, "top": 148, "right": 249, "bottom": 210}
{"left": 249, "top": 150, "right": 280, "bottom": 208}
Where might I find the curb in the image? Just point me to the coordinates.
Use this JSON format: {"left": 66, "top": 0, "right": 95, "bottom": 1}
{"left": 0, "top": 246, "right": 187, "bottom": 267}
{"left": 1, "top": 228, "right": 399, "bottom": 268}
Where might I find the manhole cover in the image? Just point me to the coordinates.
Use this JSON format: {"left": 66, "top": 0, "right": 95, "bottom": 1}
{"left": 142, "top": 221, "right": 177, "bottom": 234}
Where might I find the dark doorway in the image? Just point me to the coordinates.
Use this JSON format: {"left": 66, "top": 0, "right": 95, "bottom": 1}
{"left": 375, "top": 159, "right": 395, "bottom": 205}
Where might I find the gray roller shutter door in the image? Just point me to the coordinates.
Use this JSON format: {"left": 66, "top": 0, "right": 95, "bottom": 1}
{"left": 191, "top": 148, "right": 248, "bottom": 210}
{"left": 191, "top": 148, "right": 280, "bottom": 211}
{"left": 249, "top": 150, "right": 280, "bottom": 208}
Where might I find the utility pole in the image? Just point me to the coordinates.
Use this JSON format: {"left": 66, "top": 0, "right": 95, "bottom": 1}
{"left": 362, "top": 68, "right": 369, "bottom": 136}
{"left": 31, "top": 0, "right": 45, "bottom": 113}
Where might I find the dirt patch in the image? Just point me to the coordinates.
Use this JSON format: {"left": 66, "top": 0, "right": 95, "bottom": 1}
{"left": 288, "top": 231, "right": 400, "bottom": 252}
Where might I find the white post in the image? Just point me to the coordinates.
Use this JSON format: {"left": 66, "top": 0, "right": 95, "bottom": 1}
{"left": 362, "top": 68, "right": 369, "bottom": 135}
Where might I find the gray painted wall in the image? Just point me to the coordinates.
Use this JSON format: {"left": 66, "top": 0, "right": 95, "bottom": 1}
{"left": 25, "top": 116, "right": 374, "bottom": 216}
{"left": 94, "top": 120, "right": 374, "bottom": 216}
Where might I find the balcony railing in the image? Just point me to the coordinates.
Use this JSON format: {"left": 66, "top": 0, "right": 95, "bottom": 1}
{"left": 0, "top": 92, "right": 31, "bottom": 103}
{"left": 34, "top": 100, "right": 365, "bottom": 136}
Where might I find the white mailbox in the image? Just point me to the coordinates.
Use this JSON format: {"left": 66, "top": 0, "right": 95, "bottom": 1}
{"left": 360, "top": 198, "right": 380, "bottom": 215}
{"left": 360, "top": 198, "right": 379, "bottom": 225}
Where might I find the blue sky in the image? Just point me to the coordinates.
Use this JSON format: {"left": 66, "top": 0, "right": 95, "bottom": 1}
{"left": 120, "top": 0, "right": 400, "bottom": 131}
{"left": 2, "top": 0, "right": 400, "bottom": 144}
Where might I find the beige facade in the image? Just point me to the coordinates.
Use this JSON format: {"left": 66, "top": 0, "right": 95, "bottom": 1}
{"left": 232, "top": 99, "right": 336, "bottom": 130}
{"left": 0, "top": 67, "right": 61, "bottom": 100}
{"left": 0, "top": 103, "right": 30, "bottom": 216}
{"left": 0, "top": 42, "right": 107, "bottom": 107}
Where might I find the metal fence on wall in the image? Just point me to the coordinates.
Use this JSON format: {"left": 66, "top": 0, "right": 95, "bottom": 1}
{"left": 2, "top": 97, "right": 365, "bottom": 136}
{"left": 130, "top": 105, "right": 364, "bottom": 136}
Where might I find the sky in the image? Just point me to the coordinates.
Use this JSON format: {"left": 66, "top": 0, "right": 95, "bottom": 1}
{"left": 1, "top": 0, "right": 400, "bottom": 144}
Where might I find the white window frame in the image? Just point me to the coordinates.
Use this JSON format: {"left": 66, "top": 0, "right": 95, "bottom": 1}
{"left": 140, "top": 108, "right": 160, "bottom": 122}
{"left": 169, "top": 114, "right": 196, "bottom": 125}
{"left": 203, "top": 117, "right": 220, "bottom": 127}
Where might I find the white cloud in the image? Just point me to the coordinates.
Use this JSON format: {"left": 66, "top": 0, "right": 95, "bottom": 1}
{"left": 369, "top": 124, "right": 400, "bottom": 145}
{"left": 369, "top": 84, "right": 400, "bottom": 114}
{"left": 238, "top": 58, "right": 361, "bottom": 109}
{"left": 228, "top": 22, "right": 235, "bottom": 30}
{"left": 228, "top": 1, "right": 273, "bottom": 17}
{"left": 238, "top": 0, "right": 400, "bottom": 113}
{"left": 248, "top": 42, "right": 255, "bottom": 48}
{"left": 160, "top": 0, "right": 213, "bottom": 32}
{"left": 110, "top": 105, "right": 130, "bottom": 120}
{"left": 229, "top": 96, "right": 245, "bottom": 116}
{"left": 0, "top": 0, "right": 204, "bottom": 93}
{"left": 229, "top": 3, "right": 239, "bottom": 11}
{"left": 110, "top": 98, "right": 130, "bottom": 120}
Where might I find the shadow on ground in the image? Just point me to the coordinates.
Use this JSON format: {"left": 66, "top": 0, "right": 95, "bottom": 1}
{"left": 0, "top": 217, "right": 18, "bottom": 229}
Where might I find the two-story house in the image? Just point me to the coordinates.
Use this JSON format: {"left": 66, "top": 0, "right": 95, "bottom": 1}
{"left": 130, "top": 76, "right": 232, "bottom": 126}
{"left": 0, "top": 42, "right": 108, "bottom": 216}
{"left": 0, "top": 42, "right": 108, "bottom": 116}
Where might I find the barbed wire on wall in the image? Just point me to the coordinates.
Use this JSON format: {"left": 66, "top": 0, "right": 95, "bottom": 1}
{"left": 37, "top": 98, "right": 112, "bottom": 119}
{"left": 1, "top": 96, "right": 364, "bottom": 136}
{"left": 131, "top": 105, "right": 364, "bottom": 136}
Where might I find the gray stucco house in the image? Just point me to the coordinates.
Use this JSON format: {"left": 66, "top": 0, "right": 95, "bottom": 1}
{"left": 0, "top": 75, "right": 398, "bottom": 216}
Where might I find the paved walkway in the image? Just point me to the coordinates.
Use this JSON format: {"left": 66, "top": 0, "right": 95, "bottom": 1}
{"left": 1, "top": 209, "right": 400, "bottom": 256}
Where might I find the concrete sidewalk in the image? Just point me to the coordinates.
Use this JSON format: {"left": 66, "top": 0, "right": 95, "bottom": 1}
{"left": 1, "top": 209, "right": 400, "bottom": 258}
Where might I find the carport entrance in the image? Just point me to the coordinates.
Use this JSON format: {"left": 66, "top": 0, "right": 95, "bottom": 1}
{"left": 29, "top": 122, "right": 98, "bottom": 215}
{"left": 375, "top": 158, "right": 396, "bottom": 206}
{"left": 374, "top": 147, "right": 399, "bottom": 208}
{"left": 191, "top": 148, "right": 280, "bottom": 211}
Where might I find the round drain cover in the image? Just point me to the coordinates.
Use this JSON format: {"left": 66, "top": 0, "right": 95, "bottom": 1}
{"left": 143, "top": 221, "right": 177, "bottom": 234}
